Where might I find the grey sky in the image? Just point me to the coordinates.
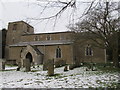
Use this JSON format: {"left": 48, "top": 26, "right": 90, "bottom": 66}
{"left": 0, "top": 0, "right": 90, "bottom": 33}
{"left": 0, "top": 0, "right": 119, "bottom": 33}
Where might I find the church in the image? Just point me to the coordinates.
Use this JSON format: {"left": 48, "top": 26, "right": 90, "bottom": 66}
{"left": 5, "top": 21, "right": 106, "bottom": 69}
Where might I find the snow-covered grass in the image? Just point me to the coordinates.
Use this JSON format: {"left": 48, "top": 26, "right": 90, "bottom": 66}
{"left": 0, "top": 65, "right": 120, "bottom": 88}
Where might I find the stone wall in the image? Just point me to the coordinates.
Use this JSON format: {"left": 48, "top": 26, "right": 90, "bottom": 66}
{"left": 6, "top": 21, "right": 34, "bottom": 45}
{"left": 21, "top": 32, "right": 73, "bottom": 42}
{"left": 74, "top": 41, "right": 106, "bottom": 64}
{"left": 41, "top": 45, "right": 73, "bottom": 65}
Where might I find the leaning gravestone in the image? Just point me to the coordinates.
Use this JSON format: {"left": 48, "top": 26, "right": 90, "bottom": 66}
{"left": 0, "top": 59, "right": 5, "bottom": 71}
{"left": 24, "top": 59, "right": 31, "bottom": 72}
{"left": 47, "top": 59, "right": 54, "bottom": 76}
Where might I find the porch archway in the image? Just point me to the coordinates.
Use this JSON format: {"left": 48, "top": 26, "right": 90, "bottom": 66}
{"left": 26, "top": 52, "right": 33, "bottom": 63}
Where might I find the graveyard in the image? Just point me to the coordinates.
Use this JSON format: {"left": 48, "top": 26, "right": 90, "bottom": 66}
{"left": 0, "top": 1, "right": 120, "bottom": 89}
{"left": 0, "top": 63, "right": 120, "bottom": 88}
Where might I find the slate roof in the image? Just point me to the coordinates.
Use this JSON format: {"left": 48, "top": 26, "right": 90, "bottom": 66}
{"left": 9, "top": 40, "right": 73, "bottom": 47}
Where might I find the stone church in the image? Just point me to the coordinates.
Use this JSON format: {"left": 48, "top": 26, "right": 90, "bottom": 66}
{"left": 5, "top": 21, "right": 106, "bottom": 69}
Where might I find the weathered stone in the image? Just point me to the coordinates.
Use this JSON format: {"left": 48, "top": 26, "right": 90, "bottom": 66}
{"left": 69, "top": 64, "right": 75, "bottom": 70}
{"left": 0, "top": 59, "right": 5, "bottom": 71}
{"left": 86, "top": 67, "right": 90, "bottom": 71}
{"left": 31, "top": 62, "right": 35, "bottom": 68}
{"left": 24, "top": 59, "right": 31, "bottom": 72}
{"left": 43, "top": 60, "right": 48, "bottom": 71}
{"left": 64, "top": 65, "right": 68, "bottom": 72}
{"left": 92, "top": 63, "right": 97, "bottom": 71}
{"left": 47, "top": 59, "right": 54, "bottom": 76}
{"left": 16, "top": 62, "right": 21, "bottom": 71}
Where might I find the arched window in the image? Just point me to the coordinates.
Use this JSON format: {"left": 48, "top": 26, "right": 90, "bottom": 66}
{"left": 56, "top": 46, "right": 62, "bottom": 58}
{"left": 85, "top": 44, "right": 93, "bottom": 56}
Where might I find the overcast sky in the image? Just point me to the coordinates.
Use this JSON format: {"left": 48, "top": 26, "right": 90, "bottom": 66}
{"left": 0, "top": 0, "right": 119, "bottom": 33}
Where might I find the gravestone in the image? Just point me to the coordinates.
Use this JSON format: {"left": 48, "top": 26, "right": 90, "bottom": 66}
{"left": 31, "top": 62, "right": 35, "bottom": 68}
{"left": 24, "top": 59, "right": 31, "bottom": 72}
{"left": 64, "top": 65, "right": 68, "bottom": 71}
{"left": 69, "top": 64, "right": 75, "bottom": 70}
{"left": 16, "top": 62, "right": 21, "bottom": 71}
{"left": 43, "top": 60, "right": 48, "bottom": 71}
{"left": 92, "top": 63, "right": 97, "bottom": 71}
{"left": 47, "top": 59, "right": 54, "bottom": 76}
{"left": 0, "top": 59, "right": 5, "bottom": 71}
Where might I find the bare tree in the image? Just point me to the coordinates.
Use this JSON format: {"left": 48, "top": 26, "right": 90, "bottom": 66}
{"left": 69, "top": 1, "right": 120, "bottom": 67}
{"left": 26, "top": 0, "right": 99, "bottom": 30}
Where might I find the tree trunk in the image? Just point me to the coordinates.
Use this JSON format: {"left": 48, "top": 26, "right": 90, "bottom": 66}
{"left": 112, "top": 45, "right": 119, "bottom": 68}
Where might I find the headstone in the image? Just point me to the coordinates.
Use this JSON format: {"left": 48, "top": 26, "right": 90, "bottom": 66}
{"left": 64, "top": 65, "right": 68, "bottom": 71}
{"left": 24, "top": 59, "right": 31, "bottom": 72}
{"left": 16, "top": 62, "right": 21, "bottom": 71}
{"left": 43, "top": 60, "right": 48, "bottom": 71}
{"left": 0, "top": 59, "right": 5, "bottom": 71}
{"left": 31, "top": 62, "right": 35, "bottom": 68}
{"left": 86, "top": 67, "right": 90, "bottom": 71}
{"left": 47, "top": 59, "right": 54, "bottom": 76}
{"left": 92, "top": 63, "right": 97, "bottom": 71}
{"left": 69, "top": 64, "right": 75, "bottom": 70}
{"left": 86, "top": 63, "right": 92, "bottom": 71}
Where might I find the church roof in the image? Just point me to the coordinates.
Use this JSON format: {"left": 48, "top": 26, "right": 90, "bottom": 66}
{"left": 9, "top": 40, "right": 73, "bottom": 47}
{"left": 22, "top": 31, "right": 74, "bottom": 36}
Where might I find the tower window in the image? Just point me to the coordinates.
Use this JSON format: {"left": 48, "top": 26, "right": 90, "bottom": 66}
{"left": 85, "top": 44, "right": 93, "bottom": 56}
{"left": 56, "top": 46, "right": 62, "bottom": 58}
{"left": 13, "top": 24, "right": 17, "bottom": 30}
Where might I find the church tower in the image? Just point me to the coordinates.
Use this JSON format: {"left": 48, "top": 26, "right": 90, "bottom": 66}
{"left": 5, "top": 21, "right": 34, "bottom": 60}
{"left": 6, "top": 21, "right": 34, "bottom": 45}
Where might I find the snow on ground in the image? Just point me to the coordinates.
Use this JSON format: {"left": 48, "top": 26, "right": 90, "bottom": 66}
{"left": 0, "top": 65, "right": 119, "bottom": 88}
